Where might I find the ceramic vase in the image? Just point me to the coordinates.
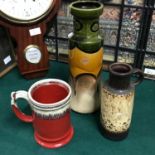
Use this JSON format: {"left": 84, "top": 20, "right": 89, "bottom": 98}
{"left": 68, "top": 1, "right": 104, "bottom": 113}
{"left": 101, "top": 62, "right": 144, "bottom": 140}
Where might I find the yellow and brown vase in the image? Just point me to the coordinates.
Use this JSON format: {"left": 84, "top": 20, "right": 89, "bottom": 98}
{"left": 68, "top": 1, "right": 104, "bottom": 113}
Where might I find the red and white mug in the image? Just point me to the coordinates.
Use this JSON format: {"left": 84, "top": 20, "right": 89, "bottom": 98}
{"left": 11, "top": 79, "right": 74, "bottom": 149}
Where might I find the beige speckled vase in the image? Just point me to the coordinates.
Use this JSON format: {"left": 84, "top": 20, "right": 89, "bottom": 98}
{"left": 101, "top": 62, "right": 144, "bottom": 140}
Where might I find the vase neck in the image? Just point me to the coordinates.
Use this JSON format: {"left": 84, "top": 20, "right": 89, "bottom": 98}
{"left": 73, "top": 17, "right": 99, "bottom": 35}
{"left": 108, "top": 63, "right": 133, "bottom": 90}
{"left": 109, "top": 74, "right": 131, "bottom": 89}
{"left": 70, "top": 1, "right": 102, "bottom": 36}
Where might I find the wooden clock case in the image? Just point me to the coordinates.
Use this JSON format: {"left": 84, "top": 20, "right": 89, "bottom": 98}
{"left": 0, "top": 0, "right": 61, "bottom": 79}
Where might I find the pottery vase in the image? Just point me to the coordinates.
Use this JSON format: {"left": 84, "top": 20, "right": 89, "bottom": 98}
{"left": 101, "top": 62, "right": 144, "bottom": 140}
{"left": 68, "top": 1, "right": 104, "bottom": 113}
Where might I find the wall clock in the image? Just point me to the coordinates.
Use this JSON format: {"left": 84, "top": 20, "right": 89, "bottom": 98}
{"left": 0, "top": 0, "right": 61, "bottom": 79}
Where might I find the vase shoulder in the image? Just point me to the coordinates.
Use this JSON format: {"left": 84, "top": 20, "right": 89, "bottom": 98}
{"left": 103, "top": 81, "right": 135, "bottom": 95}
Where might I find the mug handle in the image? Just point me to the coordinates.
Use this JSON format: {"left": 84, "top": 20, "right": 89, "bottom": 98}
{"left": 131, "top": 68, "right": 144, "bottom": 86}
{"left": 11, "top": 90, "right": 33, "bottom": 123}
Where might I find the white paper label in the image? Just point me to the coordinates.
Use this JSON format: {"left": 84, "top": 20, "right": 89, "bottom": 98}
{"left": 29, "top": 27, "right": 41, "bottom": 36}
{"left": 144, "top": 68, "right": 155, "bottom": 75}
{"left": 3, "top": 55, "right": 11, "bottom": 65}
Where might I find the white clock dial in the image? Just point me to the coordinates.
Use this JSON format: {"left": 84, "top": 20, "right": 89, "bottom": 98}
{"left": 0, "top": 0, "right": 53, "bottom": 23}
{"left": 24, "top": 45, "right": 42, "bottom": 64}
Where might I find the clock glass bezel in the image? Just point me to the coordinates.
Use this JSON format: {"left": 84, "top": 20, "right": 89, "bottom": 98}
{"left": 0, "top": 0, "right": 55, "bottom": 24}
{"left": 24, "top": 45, "right": 42, "bottom": 64}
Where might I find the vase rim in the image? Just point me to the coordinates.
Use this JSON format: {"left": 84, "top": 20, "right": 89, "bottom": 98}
{"left": 70, "top": 1, "right": 103, "bottom": 18}
{"left": 109, "top": 62, "right": 133, "bottom": 76}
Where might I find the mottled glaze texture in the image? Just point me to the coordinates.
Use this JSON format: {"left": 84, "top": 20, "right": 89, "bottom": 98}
{"left": 101, "top": 62, "right": 143, "bottom": 140}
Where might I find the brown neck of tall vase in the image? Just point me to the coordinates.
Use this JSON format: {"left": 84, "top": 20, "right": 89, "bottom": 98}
{"left": 109, "top": 73, "right": 131, "bottom": 90}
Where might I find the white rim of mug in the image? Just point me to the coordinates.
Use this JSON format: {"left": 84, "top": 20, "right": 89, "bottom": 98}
{"left": 28, "top": 79, "right": 71, "bottom": 109}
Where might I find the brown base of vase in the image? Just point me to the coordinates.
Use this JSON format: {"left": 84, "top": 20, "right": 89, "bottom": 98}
{"left": 100, "top": 125, "right": 129, "bottom": 141}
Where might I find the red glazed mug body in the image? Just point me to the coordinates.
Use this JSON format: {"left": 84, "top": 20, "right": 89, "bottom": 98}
{"left": 11, "top": 79, "right": 74, "bottom": 149}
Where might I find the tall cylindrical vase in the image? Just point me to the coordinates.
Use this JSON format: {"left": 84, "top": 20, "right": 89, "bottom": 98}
{"left": 101, "top": 62, "right": 144, "bottom": 140}
{"left": 68, "top": 1, "right": 104, "bottom": 113}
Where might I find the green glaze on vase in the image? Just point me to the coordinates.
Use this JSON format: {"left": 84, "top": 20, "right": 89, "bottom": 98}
{"left": 69, "top": 1, "right": 103, "bottom": 53}
{"left": 68, "top": 1, "right": 104, "bottom": 114}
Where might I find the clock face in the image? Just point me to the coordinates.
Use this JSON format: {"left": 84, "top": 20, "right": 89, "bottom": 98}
{"left": 0, "top": 0, "right": 54, "bottom": 23}
{"left": 24, "top": 45, "right": 42, "bottom": 64}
